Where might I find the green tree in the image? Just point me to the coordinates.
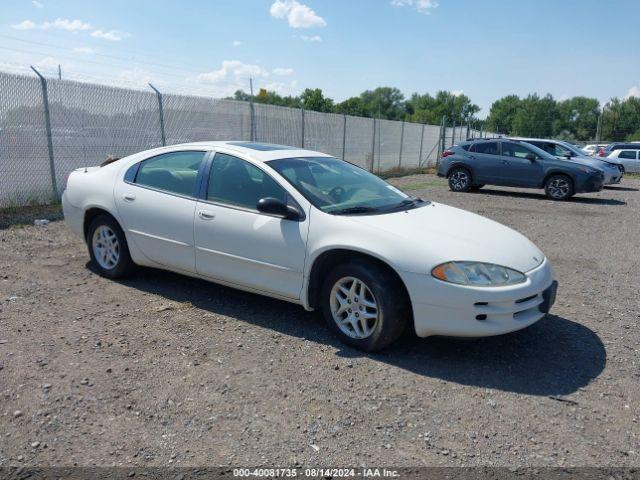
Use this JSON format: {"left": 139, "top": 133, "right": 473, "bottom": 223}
{"left": 602, "top": 96, "right": 640, "bottom": 141}
{"left": 511, "top": 94, "right": 558, "bottom": 138}
{"left": 406, "top": 91, "right": 479, "bottom": 126}
{"left": 300, "top": 88, "right": 334, "bottom": 113}
{"left": 336, "top": 87, "right": 406, "bottom": 120}
{"left": 554, "top": 96, "right": 600, "bottom": 141}
{"left": 485, "top": 95, "right": 521, "bottom": 134}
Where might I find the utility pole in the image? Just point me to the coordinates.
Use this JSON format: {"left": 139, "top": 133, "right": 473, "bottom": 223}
{"left": 58, "top": 64, "right": 61, "bottom": 80}
{"left": 596, "top": 107, "right": 604, "bottom": 143}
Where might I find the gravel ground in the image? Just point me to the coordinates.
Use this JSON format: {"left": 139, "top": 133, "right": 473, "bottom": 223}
{"left": 0, "top": 175, "right": 639, "bottom": 468}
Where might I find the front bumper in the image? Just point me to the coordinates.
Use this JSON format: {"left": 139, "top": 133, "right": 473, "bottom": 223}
{"left": 577, "top": 172, "right": 605, "bottom": 193}
{"left": 602, "top": 166, "right": 623, "bottom": 185}
{"left": 401, "top": 258, "right": 556, "bottom": 337}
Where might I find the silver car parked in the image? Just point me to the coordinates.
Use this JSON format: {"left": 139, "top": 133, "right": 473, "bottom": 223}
{"left": 511, "top": 138, "right": 623, "bottom": 185}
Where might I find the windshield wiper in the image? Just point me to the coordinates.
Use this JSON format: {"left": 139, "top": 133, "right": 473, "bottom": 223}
{"left": 331, "top": 206, "right": 381, "bottom": 215}
{"left": 386, "top": 197, "right": 427, "bottom": 211}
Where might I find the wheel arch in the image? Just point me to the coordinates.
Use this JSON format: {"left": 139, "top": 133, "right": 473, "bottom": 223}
{"left": 83, "top": 206, "right": 120, "bottom": 241}
{"left": 305, "top": 248, "right": 412, "bottom": 315}
{"left": 445, "top": 162, "right": 474, "bottom": 178}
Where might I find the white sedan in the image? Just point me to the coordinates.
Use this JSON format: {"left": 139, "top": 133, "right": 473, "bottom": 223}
{"left": 62, "top": 141, "right": 558, "bottom": 351}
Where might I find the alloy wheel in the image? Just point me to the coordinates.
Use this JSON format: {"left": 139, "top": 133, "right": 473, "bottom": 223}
{"left": 547, "top": 178, "right": 570, "bottom": 199}
{"left": 450, "top": 170, "right": 469, "bottom": 190}
{"left": 329, "top": 276, "right": 379, "bottom": 339}
{"left": 92, "top": 225, "right": 120, "bottom": 270}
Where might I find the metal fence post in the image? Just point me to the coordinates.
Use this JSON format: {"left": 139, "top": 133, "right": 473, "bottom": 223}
{"left": 370, "top": 117, "right": 376, "bottom": 173}
{"left": 418, "top": 123, "right": 425, "bottom": 167}
{"left": 438, "top": 116, "right": 446, "bottom": 159}
{"left": 342, "top": 113, "right": 347, "bottom": 160}
{"left": 451, "top": 120, "right": 456, "bottom": 147}
{"left": 148, "top": 83, "right": 166, "bottom": 146}
{"left": 398, "top": 119, "right": 405, "bottom": 168}
{"left": 300, "top": 107, "right": 305, "bottom": 148}
{"left": 30, "top": 66, "right": 58, "bottom": 202}
{"left": 249, "top": 78, "right": 256, "bottom": 142}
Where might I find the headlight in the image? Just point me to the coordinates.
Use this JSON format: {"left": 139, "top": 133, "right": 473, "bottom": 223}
{"left": 431, "top": 261, "right": 526, "bottom": 287}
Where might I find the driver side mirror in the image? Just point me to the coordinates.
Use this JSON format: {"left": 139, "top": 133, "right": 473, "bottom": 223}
{"left": 525, "top": 153, "right": 537, "bottom": 161}
{"left": 257, "top": 197, "right": 302, "bottom": 221}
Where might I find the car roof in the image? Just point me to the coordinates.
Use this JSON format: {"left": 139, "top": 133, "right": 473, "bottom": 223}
{"left": 160, "top": 141, "right": 333, "bottom": 162}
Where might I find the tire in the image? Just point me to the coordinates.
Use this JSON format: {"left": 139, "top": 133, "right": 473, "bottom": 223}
{"left": 320, "top": 260, "right": 409, "bottom": 352}
{"left": 86, "top": 214, "right": 135, "bottom": 278}
{"left": 448, "top": 167, "right": 472, "bottom": 192}
{"left": 544, "top": 174, "right": 574, "bottom": 201}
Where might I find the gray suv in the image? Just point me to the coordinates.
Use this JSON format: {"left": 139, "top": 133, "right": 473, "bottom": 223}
{"left": 437, "top": 139, "right": 605, "bottom": 200}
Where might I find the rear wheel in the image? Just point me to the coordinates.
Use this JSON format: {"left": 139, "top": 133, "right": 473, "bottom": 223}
{"left": 321, "top": 260, "right": 408, "bottom": 352}
{"left": 87, "top": 215, "right": 134, "bottom": 278}
{"left": 448, "top": 167, "right": 472, "bottom": 192}
{"left": 544, "top": 174, "right": 574, "bottom": 200}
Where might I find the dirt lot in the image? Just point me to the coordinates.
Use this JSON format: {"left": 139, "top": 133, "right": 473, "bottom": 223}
{"left": 1, "top": 175, "right": 639, "bottom": 468}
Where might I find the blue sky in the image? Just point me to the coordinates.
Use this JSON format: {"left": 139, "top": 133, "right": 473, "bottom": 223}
{"left": 1, "top": 0, "right": 639, "bottom": 116}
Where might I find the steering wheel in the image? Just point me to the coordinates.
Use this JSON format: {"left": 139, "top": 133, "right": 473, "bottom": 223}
{"left": 328, "top": 186, "right": 346, "bottom": 202}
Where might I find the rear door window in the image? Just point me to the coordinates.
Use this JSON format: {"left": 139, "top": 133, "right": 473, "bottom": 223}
{"left": 618, "top": 150, "right": 638, "bottom": 159}
{"left": 135, "top": 151, "right": 205, "bottom": 196}
{"left": 502, "top": 142, "right": 534, "bottom": 158}
{"left": 473, "top": 142, "right": 499, "bottom": 155}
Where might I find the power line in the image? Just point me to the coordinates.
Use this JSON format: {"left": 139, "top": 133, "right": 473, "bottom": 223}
{"left": 0, "top": 33, "right": 212, "bottom": 75}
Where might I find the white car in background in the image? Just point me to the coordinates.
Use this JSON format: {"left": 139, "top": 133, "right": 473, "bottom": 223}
{"left": 607, "top": 147, "right": 640, "bottom": 173}
{"left": 582, "top": 144, "right": 608, "bottom": 156}
{"left": 62, "top": 142, "right": 557, "bottom": 351}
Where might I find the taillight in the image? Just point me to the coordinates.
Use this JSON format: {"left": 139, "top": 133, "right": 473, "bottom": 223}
{"left": 442, "top": 150, "right": 454, "bottom": 158}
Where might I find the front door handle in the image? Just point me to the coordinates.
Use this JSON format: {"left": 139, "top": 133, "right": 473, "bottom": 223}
{"left": 123, "top": 193, "right": 136, "bottom": 202}
{"left": 198, "top": 210, "right": 215, "bottom": 220}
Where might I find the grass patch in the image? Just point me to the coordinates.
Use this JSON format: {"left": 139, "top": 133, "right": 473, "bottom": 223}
{"left": 0, "top": 203, "right": 63, "bottom": 230}
{"left": 399, "top": 180, "right": 447, "bottom": 191}
{"left": 378, "top": 166, "right": 437, "bottom": 179}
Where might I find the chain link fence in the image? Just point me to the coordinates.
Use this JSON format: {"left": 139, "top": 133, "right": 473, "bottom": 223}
{"left": 0, "top": 70, "right": 487, "bottom": 207}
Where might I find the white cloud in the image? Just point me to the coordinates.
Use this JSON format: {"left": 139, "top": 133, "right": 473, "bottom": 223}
{"left": 273, "top": 67, "right": 294, "bottom": 76}
{"left": 263, "top": 80, "right": 298, "bottom": 96}
{"left": 270, "top": 0, "right": 326, "bottom": 28}
{"left": 391, "top": 0, "right": 439, "bottom": 14}
{"left": 73, "top": 46, "right": 96, "bottom": 54}
{"left": 45, "top": 18, "right": 93, "bottom": 31}
{"left": 91, "top": 29, "right": 130, "bottom": 41}
{"left": 35, "top": 56, "right": 59, "bottom": 71}
{"left": 198, "top": 60, "right": 269, "bottom": 83}
{"left": 12, "top": 20, "right": 37, "bottom": 30}
{"left": 12, "top": 18, "right": 93, "bottom": 31}
{"left": 300, "top": 35, "right": 322, "bottom": 42}
{"left": 196, "top": 60, "right": 276, "bottom": 97}
{"left": 32, "top": 0, "right": 44, "bottom": 8}
{"left": 626, "top": 84, "right": 640, "bottom": 99}
{"left": 451, "top": 89, "right": 464, "bottom": 97}
{"left": 232, "top": 40, "right": 242, "bottom": 47}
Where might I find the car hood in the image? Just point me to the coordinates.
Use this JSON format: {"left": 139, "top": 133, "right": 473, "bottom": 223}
{"left": 349, "top": 203, "right": 544, "bottom": 274}
{"left": 563, "top": 155, "right": 619, "bottom": 169}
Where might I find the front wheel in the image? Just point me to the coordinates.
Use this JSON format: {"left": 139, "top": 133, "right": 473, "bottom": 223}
{"left": 87, "top": 214, "right": 135, "bottom": 278}
{"left": 448, "top": 167, "right": 472, "bottom": 192}
{"left": 544, "top": 174, "right": 574, "bottom": 200}
{"left": 321, "top": 261, "right": 409, "bottom": 352}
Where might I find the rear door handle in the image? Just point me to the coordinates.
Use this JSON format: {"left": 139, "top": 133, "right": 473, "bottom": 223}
{"left": 198, "top": 210, "right": 215, "bottom": 220}
{"left": 123, "top": 193, "right": 136, "bottom": 202}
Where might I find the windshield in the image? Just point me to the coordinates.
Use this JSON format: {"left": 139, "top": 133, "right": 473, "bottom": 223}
{"left": 558, "top": 141, "right": 585, "bottom": 157}
{"left": 268, "top": 156, "right": 423, "bottom": 214}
